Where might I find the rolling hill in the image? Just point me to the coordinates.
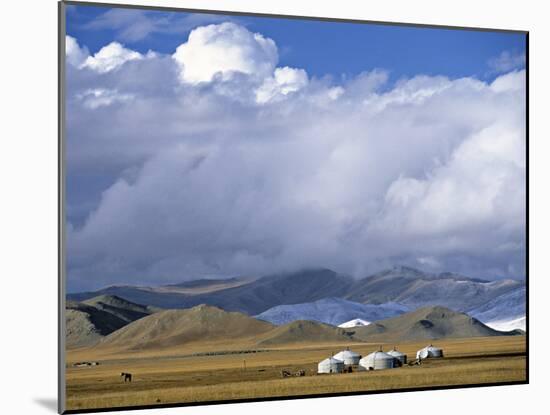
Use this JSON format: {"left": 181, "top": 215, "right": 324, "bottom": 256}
{"left": 75, "top": 302, "right": 522, "bottom": 352}
{"left": 98, "top": 304, "right": 275, "bottom": 350}
{"left": 255, "top": 297, "right": 408, "bottom": 326}
{"left": 95, "top": 305, "right": 356, "bottom": 351}
{"left": 256, "top": 320, "right": 354, "bottom": 346}
{"left": 82, "top": 295, "right": 159, "bottom": 322}
{"left": 351, "top": 306, "right": 516, "bottom": 342}
{"left": 66, "top": 295, "right": 156, "bottom": 348}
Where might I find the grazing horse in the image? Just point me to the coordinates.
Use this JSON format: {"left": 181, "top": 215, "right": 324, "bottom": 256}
{"left": 121, "top": 372, "right": 132, "bottom": 382}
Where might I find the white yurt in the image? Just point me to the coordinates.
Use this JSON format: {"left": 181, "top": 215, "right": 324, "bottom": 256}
{"left": 416, "top": 344, "right": 444, "bottom": 360}
{"left": 359, "top": 351, "right": 395, "bottom": 370}
{"left": 333, "top": 348, "right": 362, "bottom": 365}
{"left": 387, "top": 347, "right": 407, "bottom": 366}
{"left": 318, "top": 357, "right": 345, "bottom": 374}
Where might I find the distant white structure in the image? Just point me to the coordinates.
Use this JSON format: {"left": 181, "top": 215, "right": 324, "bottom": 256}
{"left": 318, "top": 357, "right": 345, "bottom": 374}
{"left": 416, "top": 344, "right": 444, "bottom": 360}
{"left": 333, "top": 348, "right": 362, "bottom": 365}
{"left": 359, "top": 351, "right": 395, "bottom": 370}
{"left": 387, "top": 347, "right": 407, "bottom": 366}
{"left": 338, "top": 318, "right": 371, "bottom": 328}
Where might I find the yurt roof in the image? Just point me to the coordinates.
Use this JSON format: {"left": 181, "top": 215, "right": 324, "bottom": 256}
{"left": 334, "top": 350, "right": 360, "bottom": 359}
{"left": 365, "top": 351, "right": 394, "bottom": 360}
{"left": 319, "top": 357, "right": 344, "bottom": 365}
{"left": 387, "top": 349, "right": 406, "bottom": 357}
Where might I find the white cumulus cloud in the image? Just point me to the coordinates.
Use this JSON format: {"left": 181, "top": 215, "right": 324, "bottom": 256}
{"left": 491, "top": 69, "right": 525, "bottom": 93}
{"left": 81, "top": 42, "right": 144, "bottom": 73}
{"left": 172, "top": 22, "right": 278, "bottom": 84}
{"left": 256, "top": 66, "right": 309, "bottom": 104}
{"left": 65, "top": 35, "right": 89, "bottom": 67}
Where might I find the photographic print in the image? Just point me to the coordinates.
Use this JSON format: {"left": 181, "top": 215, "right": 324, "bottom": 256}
{"left": 60, "top": 1, "right": 527, "bottom": 412}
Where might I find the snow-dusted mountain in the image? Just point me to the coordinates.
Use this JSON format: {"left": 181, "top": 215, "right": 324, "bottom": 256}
{"left": 338, "top": 318, "right": 371, "bottom": 328}
{"left": 347, "top": 265, "right": 524, "bottom": 311}
{"left": 468, "top": 287, "right": 526, "bottom": 331}
{"left": 482, "top": 317, "right": 526, "bottom": 332}
{"left": 254, "top": 297, "right": 409, "bottom": 326}
{"left": 70, "top": 266, "right": 525, "bottom": 319}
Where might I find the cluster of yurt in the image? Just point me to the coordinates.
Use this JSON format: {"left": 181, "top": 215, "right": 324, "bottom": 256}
{"left": 416, "top": 344, "right": 444, "bottom": 360}
{"left": 318, "top": 345, "right": 443, "bottom": 374}
{"left": 317, "top": 348, "right": 362, "bottom": 374}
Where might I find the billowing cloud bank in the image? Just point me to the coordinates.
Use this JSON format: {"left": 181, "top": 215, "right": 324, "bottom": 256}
{"left": 65, "top": 23, "right": 526, "bottom": 290}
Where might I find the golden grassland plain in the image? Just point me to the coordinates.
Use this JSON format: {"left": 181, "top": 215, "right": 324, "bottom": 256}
{"left": 66, "top": 336, "right": 526, "bottom": 411}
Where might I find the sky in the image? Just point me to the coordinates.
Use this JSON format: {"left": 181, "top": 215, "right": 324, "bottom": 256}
{"left": 64, "top": 4, "right": 527, "bottom": 292}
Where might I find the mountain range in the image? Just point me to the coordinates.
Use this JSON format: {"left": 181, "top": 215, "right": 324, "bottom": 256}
{"left": 345, "top": 266, "right": 522, "bottom": 311}
{"left": 69, "top": 266, "right": 524, "bottom": 317}
{"left": 71, "top": 303, "right": 521, "bottom": 352}
{"left": 469, "top": 287, "right": 526, "bottom": 331}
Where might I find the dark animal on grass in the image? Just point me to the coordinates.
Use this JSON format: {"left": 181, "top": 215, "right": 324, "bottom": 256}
{"left": 281, "top": 370, "right": 291, "bottom": 378}
{"left": 120, "top": 372, "right": 132, "bottom": 382}
{"left": 295, "top": 370, "right": 306, "bottom": 377}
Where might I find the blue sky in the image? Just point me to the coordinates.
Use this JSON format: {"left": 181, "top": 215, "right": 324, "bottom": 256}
{"left": 65, "top": 4, "right": 526, "bottom": 291}
{"left": 66, "top": 4, "right": 526, "bottom": 83}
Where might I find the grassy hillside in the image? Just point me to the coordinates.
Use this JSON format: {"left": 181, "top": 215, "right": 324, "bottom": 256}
{"left": 257, "top": 320, "right": 354, "bottom": 346}
{"left": 66, "top": 295, "right": 157, "bottom": 348}
{"left": 352, "top": 306, "right": 512, "bottom": 342}
{"left": 73, "top": 303, "right": 519, "bottom": 351}
{"left": 98, "top": 305, "right": 275, "bottom": 350}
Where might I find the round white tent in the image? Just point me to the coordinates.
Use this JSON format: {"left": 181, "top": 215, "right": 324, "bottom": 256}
{"left": 333, "top": 349, "right": 361, "bottom": 365}
{"left": 416, "top": 345, "right": 443, "bottom": 360}
{"left": 318, "top": 357, "right": 344, "bottom": 374}
{"left": 387, "top": 347, "right": 407, "bottom": 366}
{"left": 359, "top": 351, "right": 395, "bottom": 370}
